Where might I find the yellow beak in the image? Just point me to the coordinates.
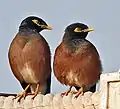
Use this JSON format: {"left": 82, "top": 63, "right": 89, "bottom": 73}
{"left": 83, "top": 27, "right": 94, "bottom": 32}
{"left": 44, "top": 26, "right": 52, "bottom": 30}
{"left": 74, "top": 27, "right": 94, "bottom": 32}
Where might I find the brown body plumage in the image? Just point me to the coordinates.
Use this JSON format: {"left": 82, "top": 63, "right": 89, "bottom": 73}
{"left": 53, "top": 23, "right": 102, "bottom": 97}
{"left": 8, "top": 16, "right": 52, "bottom": 101}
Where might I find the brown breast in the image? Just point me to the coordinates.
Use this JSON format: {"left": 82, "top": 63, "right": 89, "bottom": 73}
{"left": 53, "top": 40, "right": 102, "bottom": 88}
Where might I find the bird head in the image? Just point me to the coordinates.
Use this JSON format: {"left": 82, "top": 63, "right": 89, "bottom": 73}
{"left": 19, "top": 16, "right": 52, "bottom": 32}
{"left": 65, "top": 23, "right": 94, "bottom": 39}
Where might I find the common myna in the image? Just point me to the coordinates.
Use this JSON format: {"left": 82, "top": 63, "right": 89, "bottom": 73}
{"left": 53, "top": 23, "right": 102, "bottom": 97}
{"left": 8, "top": 16, "right": 52, "bottom": 101}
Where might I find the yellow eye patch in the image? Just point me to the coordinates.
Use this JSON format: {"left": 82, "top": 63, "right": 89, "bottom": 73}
{"left": 74, "top": 27, "right": 94, "bottom": 32}
{"left": 74, "top": 27, "right": 82, "bottom": 32}
{"left": 32, "top": 19, "right": 41, "bottom": 26}
{"left": 32, "top": 19, "right": 52, "bottom": 30}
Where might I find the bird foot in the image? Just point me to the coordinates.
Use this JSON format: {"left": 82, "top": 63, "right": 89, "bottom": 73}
{"left": 74, "top": 91, "right": 84, "bottom": 98}
{"left": 61, "top": 91, "right": 69, "bottom": 96}
{"left": 13, "top": 84, "right": 30, "bottom": 102}
{"left": 61, "top": 86, "right": 72, "bottom": 96}
{"left": 74, "top": 87, "right": 84, "bottom": 98}
{"left": 71, "top": 91, "right": 78, "bottom": 94}
{"left": 31, "top": 84, "right": 40, "bottom": 99}
{"left": 13, "top": 91, "right": 27, "bottom": 102}
{"left": 31, "top": 92, "right": 41, "bottom": 99}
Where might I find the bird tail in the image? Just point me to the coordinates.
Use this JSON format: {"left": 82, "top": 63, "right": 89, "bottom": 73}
{"left": 75, "top": 84, "right": 96, "bottom": 93}
{"left": 89, "top": 84, "right": 96, "bottom": 92}
{"left": 45, "top": 75, "right": 51, "bottom": 94}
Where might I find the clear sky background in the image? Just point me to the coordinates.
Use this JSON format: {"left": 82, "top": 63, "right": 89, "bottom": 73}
{"left": 0, "top": 0, "right": 120, "bottom": 94}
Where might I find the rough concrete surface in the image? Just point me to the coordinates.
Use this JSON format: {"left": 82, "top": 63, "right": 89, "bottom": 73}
{"left": 0, "top": 91, "right": 99, "bottom": 109}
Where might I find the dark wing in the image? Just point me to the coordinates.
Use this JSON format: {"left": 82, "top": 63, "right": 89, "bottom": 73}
{"left": 8, "top": 34, "right": 26, "bottom": 82}
{"left": 8, "top": 34, "right": 51, "bottom": 84}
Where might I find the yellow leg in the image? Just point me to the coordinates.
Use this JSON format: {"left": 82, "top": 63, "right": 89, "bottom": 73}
{"left": 32, "top": 84, "right": 40, "bottom": 99}
{"left": 74, "top": 86, "right": 84, "bottom": 98}
{"left": 61, "top": 86, "right": 72, "bottom": 96}
{"left": 14, "top": 84, "right": 30, "bottom": 102}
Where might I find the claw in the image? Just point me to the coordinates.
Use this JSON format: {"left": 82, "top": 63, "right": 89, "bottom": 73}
{"left": 74, "top": 87, "right": 84, "bottom": 98}
{"left": 32, "top": 84, "right": 40, "bottom": 99}
{"left": 61, "top": 86, "right": 72, "bottom": 96}
{"left": 14, "top": 84, "right": 30, "bottom": 102}
{"left": 15, "top": 92, "right": 26, "bottom": 102}
{"left": 71, "top": 90, "right": 78, "bottom": 94}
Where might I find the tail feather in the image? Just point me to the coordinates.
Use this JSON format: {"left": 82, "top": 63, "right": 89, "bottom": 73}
{"left": 45, "top": 75, "right": 51, "bottom": 94}
{"left": 75, "top": 84, "right": 96, "bottom": 93}
{"left": 89, "top": 84, "right": 96, "bottom": 92}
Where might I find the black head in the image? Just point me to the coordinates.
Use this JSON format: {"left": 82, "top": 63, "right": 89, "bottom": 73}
{"left": 19, "top": 16, "right": 52, "bottom": 33}
{"left": 65, "top": 23, "right": 94, "bottom": 39}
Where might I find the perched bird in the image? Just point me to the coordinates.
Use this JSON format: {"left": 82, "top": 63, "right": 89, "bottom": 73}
{"left": 53, "top": 23, "right": 102, "bottom": 97}
{"left": 8, "top": 16, "right": 52, "bottom": 101}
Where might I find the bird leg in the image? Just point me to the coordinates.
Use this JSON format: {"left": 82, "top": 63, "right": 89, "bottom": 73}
{"left": 61, "top": 86, "right": 72, "bottom": 96}
{"left": 74, "top": 86, "right": 84, "bottom": 98}
{"left": 14, "top": 84, "right": 30, "bottom": 102}
{"left": 32, "top": 84, "right": 40, "bottom": 99}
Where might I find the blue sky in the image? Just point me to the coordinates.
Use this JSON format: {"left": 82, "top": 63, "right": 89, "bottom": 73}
{"left": 0, "top": 0, "right": 120, "bottom": 94}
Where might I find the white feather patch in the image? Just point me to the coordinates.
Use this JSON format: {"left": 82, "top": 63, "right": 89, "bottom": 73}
{"left": 20, "top": 63, "right": 39, "bottom": 83}
{"left": 66, "top": 70, "right": 80, "bottom": 86}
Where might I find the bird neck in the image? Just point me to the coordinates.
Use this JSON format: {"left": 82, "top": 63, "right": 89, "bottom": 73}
{"left": 19, "top": 26, "right": 39, "bottom": 35}
{"left": 63, "top": 32, "right": 86, "bottom": 43}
